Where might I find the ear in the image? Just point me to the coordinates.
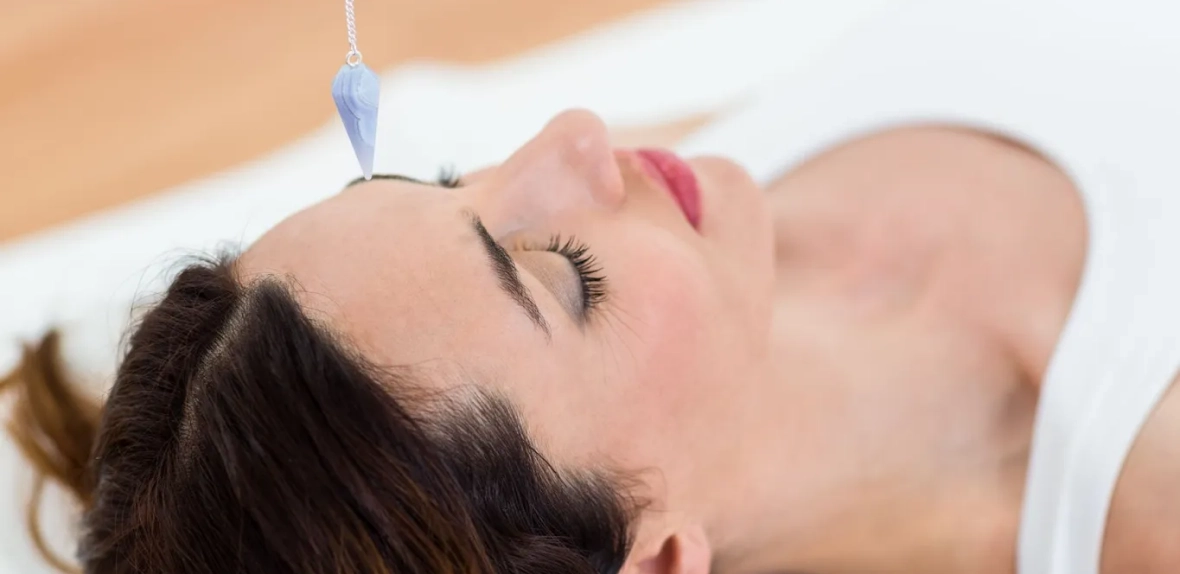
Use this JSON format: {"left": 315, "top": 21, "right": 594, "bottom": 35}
{"left": 624, "top": 525, "right": 712, "bottom": 574}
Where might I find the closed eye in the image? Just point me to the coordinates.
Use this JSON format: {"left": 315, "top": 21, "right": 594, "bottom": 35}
{"left": 532, "top": 235, "right": 608, "bottom": 317}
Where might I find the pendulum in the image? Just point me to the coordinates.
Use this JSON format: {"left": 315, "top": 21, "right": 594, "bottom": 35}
{"left": 332, "top": 0, "right": 380, "bottom": 179}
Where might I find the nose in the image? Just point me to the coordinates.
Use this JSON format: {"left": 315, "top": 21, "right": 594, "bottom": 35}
{"left": 477, "top": 109, "right": 625, "bottom": 234}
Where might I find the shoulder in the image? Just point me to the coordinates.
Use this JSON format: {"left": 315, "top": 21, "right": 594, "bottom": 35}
{"left": 1102, "top": 376, "right": 1180, "bottom": 574}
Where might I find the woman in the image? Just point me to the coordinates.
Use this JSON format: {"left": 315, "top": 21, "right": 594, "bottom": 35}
{"left": 4, "top": 1, "right": 1179, "bottom": 573}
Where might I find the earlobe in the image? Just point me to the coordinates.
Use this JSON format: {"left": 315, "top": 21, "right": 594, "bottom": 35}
{"left": 626, "top": 525, "right": 713, "bottom": 574}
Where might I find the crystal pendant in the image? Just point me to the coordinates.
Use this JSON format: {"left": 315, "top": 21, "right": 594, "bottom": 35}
{"left": 332, "top": 62, "right": 380, "bottom": 179}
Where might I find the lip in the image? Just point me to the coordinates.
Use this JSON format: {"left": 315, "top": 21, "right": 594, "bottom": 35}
{"left": 631, "top": 148, "right": 702, "bottom": 229}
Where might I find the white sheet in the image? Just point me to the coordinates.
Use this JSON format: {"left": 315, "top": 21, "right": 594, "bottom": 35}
{"left": 0, "top": 1, "right": 892, "bottom": 571}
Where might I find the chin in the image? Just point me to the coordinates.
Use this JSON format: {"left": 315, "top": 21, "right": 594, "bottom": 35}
{"left": 688, "top": 155, "right": 769, "bottom": 237}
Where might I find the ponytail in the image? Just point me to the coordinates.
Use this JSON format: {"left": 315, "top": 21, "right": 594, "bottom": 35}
{"left": 2, "top": 331, "right": 100, "bottom": 573}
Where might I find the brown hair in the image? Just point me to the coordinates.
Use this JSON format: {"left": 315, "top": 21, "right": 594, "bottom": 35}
{"left": 2, "top": 255, "right": 638, "bottom": 574}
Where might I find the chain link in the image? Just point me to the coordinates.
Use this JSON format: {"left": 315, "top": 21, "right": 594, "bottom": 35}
{"left": 344, "top": 0, "right": 362, "bottom": 66}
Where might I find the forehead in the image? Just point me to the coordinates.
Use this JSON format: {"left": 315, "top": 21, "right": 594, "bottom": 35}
{"left": 238, "top": 181, "right": 541, "bottom": 371}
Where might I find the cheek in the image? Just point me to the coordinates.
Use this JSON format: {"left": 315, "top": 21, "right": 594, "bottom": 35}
{"left": 602, "top": 239, "right": 718, "bottom": 414}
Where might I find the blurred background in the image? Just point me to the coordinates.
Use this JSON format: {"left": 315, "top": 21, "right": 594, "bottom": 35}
{"left": 0, "top": 1, "right": 893, "bottom": 571}
{"left": 1, "top": 0, "right": 675, "bottom": 242}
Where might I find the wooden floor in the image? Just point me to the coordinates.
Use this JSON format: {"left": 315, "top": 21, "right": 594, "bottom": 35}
{"left": 0, "top": 0, "right": 669, "bottom": 242}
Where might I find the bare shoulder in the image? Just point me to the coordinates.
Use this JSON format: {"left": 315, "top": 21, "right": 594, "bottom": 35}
{"left": 1103, "top": 377, "right": 1180, "bottom": 574}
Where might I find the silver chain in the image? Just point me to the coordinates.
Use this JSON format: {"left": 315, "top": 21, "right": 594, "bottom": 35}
{"left": 344, "top": 0, "right": 362, "bottom": 66}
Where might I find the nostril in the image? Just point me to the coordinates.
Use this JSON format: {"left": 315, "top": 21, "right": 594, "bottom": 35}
{"left": 593, "top": 152, "right": 627, "bottom": 207}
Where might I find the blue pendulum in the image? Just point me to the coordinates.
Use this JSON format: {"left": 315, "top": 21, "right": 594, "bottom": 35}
{"left": 333, "top": 0, "right": 379, "bottom": 179}
{"left": 333, "top": 58, "right": 380, "bottom": 179}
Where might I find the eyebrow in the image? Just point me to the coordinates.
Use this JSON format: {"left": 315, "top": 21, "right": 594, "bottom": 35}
{"left": 345, "top": 174, "right": 551, "bottom": 337}
{"left": 464, "top": 210, "right": 552, "bottom": 338}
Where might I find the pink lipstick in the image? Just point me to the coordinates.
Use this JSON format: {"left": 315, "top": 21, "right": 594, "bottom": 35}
{"left": 633, "top": 148, "right": 702, "bottom": 229}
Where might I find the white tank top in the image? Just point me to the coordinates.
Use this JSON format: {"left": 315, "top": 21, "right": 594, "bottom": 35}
{"left": 675, "top": 1, "right": 1180, "bottom": 572}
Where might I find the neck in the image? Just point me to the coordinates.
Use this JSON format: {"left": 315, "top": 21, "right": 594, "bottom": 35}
{"left": 712, "top": 127, "right": 1088, "bottom": 574}
{"left": 717, "top": 354, "right": 1036, "bottom": 574}
{"left": 810, "top": 490, "right": 1023, "bottom": 574}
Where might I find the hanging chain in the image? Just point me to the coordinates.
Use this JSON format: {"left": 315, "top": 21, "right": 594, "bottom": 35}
{"left": 345, "top": 0, "right": 362, "bottom": 66}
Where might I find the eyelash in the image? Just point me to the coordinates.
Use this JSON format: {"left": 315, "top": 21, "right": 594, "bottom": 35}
{"left": 542, "top": 235, "right": 609, "bottom": 313}
{"left": 437, "top": 166, "right": 462, "bottom": 188}
{"left": 438, "top": 165, "right": 607, "bottom": 314}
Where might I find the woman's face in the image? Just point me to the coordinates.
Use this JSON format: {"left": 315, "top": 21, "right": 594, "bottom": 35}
{"left": 242, "top": 109, "right": 775, "bottom": 529}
